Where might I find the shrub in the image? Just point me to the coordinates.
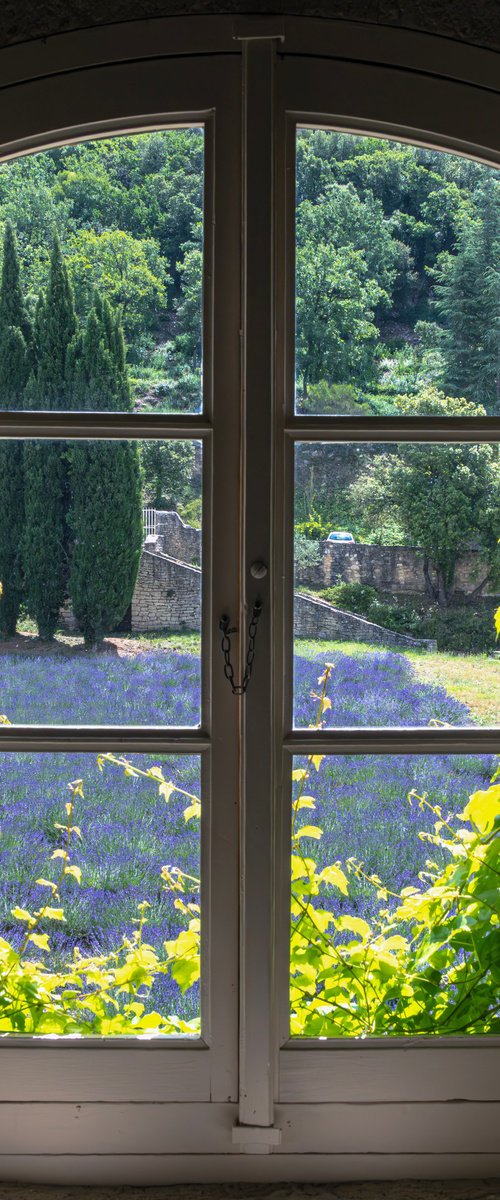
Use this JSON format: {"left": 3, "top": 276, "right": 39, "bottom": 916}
{"left": 178, "top": 497, "right": 202, "bottom": 529}
{"left": 295, "top": 533, "right": 322, "bottom": 582}
{"left": 422, "top": 605, "right": 497, "bottom": 654}
{"left": 369, "top": 599, "right": 424, "bottom": 638}
{"left": 295, "top": 513, "right": 329, "bottom": 541}
{"left": 318, "top": 584, "right": 424, "bottom": 638}
{"left": 318, "top": 582, "right": 378, "bottom": 617}
{"left": 298, "top": 381, "right": 371, "bottom": 416}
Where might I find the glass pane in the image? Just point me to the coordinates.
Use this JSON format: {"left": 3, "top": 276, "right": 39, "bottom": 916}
{"left": 0, "top": 752, "right": 201, "bottom": 1035}
{"left": 294, "top": 441, "right": 500, "bottom": 728}
{"left": 290, "top": 750, "right": 500, "bottom": 1037}
{"left": 0, "top": 129, "right": 203, "bottom": 413}
{"left": 295, "top": 128, "right": 500, "bottom": 417}
{"left": 0, "top": 439, "right": 201, "bottom": 725}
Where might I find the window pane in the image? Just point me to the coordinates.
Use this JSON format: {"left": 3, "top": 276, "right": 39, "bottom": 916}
{"left": 0, "top": 439, "right": 201, "bottom": 726}
{"left": 0, "top": 129, "right": 203, "bottom": 414}
{"left": 294, "top": 441, "right": 500, "bottom": 728}
{"left": 290, "top": 751, "right": 500, "bottom": 1038}
{"left": 295, "top": 129, "right": 500, "bottom": 417}
{"left": 0, "top": 752, "right": 201, "bottom": 1035}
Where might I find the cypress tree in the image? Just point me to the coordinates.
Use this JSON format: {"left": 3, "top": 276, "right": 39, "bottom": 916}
{"left": 23, "top": 236, "right": 77, "bottom": 640}
{"left": 434, "top": 180, "right": 500, "bottom": 412}
{"left": 68, "top": 297, "right": 143, "bottom": 646}
{"left": 0, "top": 222, "right": 30, "bottom": 637}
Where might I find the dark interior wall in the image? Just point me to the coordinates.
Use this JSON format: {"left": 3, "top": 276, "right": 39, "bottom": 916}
{"left": 1, "top": 0, "right": 500, "bottom": 54}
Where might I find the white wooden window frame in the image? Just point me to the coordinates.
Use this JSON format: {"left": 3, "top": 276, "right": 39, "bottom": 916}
{"left": 0, "top": 15, "right": 498, "bottom": 1184}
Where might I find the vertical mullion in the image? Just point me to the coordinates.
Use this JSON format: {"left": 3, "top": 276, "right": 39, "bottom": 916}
{"left": 205, "top": 72, "right": 242, "bottom": 1101}
{"left": 239, "top": 36, "right": 276, "bottom": 1131}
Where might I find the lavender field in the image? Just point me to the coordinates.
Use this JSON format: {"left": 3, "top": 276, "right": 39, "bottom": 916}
{"left": 0, "top": 645, "right": 493, "bottom": 1025}
{"left": 294, "top": 647, "right": 475, "bottom": 727}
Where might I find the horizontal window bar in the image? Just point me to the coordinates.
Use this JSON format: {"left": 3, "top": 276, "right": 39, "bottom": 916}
{"left": 285, "top": 417, "right": 500, "bottom": 442}
{"left": 0, "top": 1036, "right": 209, "bottom": 1051}
{"left": 0, "top": 413, "right": 212, "bottom": 439}
{"left": 284, "top": 728, "right": 500, "bottom": 754}
{"left": 280, "top": 1035, "right": 500, "bottom": 1050}
{"left": 0, "top": 726, "right": 210, "bottom": 752}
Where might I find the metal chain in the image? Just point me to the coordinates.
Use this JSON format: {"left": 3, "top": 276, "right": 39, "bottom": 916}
{"left": 219, "top": 600, "right": 263, "bottom": 695}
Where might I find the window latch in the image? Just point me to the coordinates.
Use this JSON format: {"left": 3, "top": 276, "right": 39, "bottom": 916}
{"left": 219, "top": 600, "right": 263, "bottom": 695}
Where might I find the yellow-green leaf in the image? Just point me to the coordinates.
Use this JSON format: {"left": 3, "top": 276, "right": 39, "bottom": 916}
{"left": 294, "top": 796, "right": 316, "bottom": 810}
{"left": 64, "top": 864, "right": 82, "bottom": 883}
{"left": 318, "top": 864, "right": 349, "bottom": 895}
{"left": 11, "top": 907, "right": 33, "bottom": 922}
{"left": 184, "top": 800, "right": 201, "bottom": 822}
{"left": 311, "top": 755, "right": 325, "bottom": 771}
{"left": 295, "top": 825, "right": 322, "bottom": 840}
{"left": 29, "top": 933, "right": 50, "bottom": 951}
{"left": 336, "top": 915, "right": 371, "bottom": 939}
{"left": 461, "top": 785, "right": 500, "bottom": 835}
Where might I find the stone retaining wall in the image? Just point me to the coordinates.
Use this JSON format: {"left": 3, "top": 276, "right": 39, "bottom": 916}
{"left": 131, "top": 555, "right": 434, "bottom": 648}
{"left": 294, "top": 593, "right": 436, "bottom": 649}
{"left": 131, "top": 550, "right": 201, "bottom": 632}
{"left": 155, "top": 510, "right": 201, "bottom": 564}
{"left": 302, "top": 541, "right": 494, "bottom": 596}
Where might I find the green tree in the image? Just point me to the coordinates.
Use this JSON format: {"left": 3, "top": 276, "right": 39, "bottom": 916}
{"left": 350, "top": 388, "right": 500, "bottom": 605}
{"left": 65, "top": 228, "right": 170, "bottom": 342}
{"left": 23, "top": 235, "right": 77, "bottom": 639}
{"left": 174, "top": 235, "right": 202, "bottom": 369}
{"left": 432, "top": 179, "right": 500, "bottom": 411}
{"left": 68, "top": 297, "right": 143, "bottom": 646}
{"left": 296, "top": 184, "right": 397, "bottom": 401}
{"left": 0, "top": 222, "right": 31, "bottom": 636}
{"left": 141, "top": 439, "right": 196, "bottom": 511}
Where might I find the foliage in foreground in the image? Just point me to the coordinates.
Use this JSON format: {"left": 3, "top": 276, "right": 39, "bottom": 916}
{"left": 0, "top": 753, "right": 201, "bottom": 1036}
{"left": 0, "top": 662, "right": 498, "bottom": 1036}
{"left": 290, "top": 665, "right": 500, "bottom": 1036}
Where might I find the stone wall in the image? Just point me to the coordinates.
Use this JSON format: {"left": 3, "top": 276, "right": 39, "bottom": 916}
{"left": 303, "top": 542, "right": 494, "bottom": 597}
{"left": 294, "top": 593, "right": 435, "bottom": 648}
{"left": 131, "top": 549, "right": 201, "bottom": 632}
{"left": 131, "top": 552, "right": 434, "bottom": 647}
{"left": 155, "top": 511, "right": 201, "bottom": 564}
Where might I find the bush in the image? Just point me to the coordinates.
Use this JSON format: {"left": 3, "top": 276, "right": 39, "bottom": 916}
{"left": 295, "top": 533, "right": 322, "bottom": 582}
{"left": 178, "top": 497, "right": 202, "bottom": 529}
{"left": 422, "top": 606, "right": 497, "bottom": 654}
{"left": 319, "top": 582, "right": 378, "bottom": 617}
{"left": 318, "top": 584, "right": 423, "bottom": 637}
{"left": 298, "top": 381, "right": 371, "bottom": 416}
{"left": 369, "top": 599, "right": 424, "bottom": 638}
{"left": 295, "top": 513, "right": 330, "bottom": 541}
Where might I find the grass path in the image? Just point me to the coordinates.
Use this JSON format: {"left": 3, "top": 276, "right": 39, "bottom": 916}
{"left": 405, "top": 649, "right": 500, "bottom": 726}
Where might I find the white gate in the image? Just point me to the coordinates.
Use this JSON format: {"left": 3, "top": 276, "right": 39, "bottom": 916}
{"left": 142, "top": 506, "right": 157, "bottom": 538}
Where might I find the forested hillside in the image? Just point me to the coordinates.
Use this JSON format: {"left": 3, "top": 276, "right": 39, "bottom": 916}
{"left": 0, "top": 128, "right": 204, "bottom": 413}
{"left": 1, "top": 127, "right": 498, "bottom": 417}
{"left": 1, "top": 125, "right": 499, "bottom": 574}
{"left": 296, "top": 130, "right": 500, "bottom": 414}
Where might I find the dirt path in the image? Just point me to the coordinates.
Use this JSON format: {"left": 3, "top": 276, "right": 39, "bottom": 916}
{"left": 0, "top": 633, "right": 162, "bottom": 658}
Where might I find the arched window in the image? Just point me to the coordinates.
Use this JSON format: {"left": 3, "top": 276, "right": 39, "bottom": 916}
{"left": 0, "top": 17, "right": 498, "bottom": 1183}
